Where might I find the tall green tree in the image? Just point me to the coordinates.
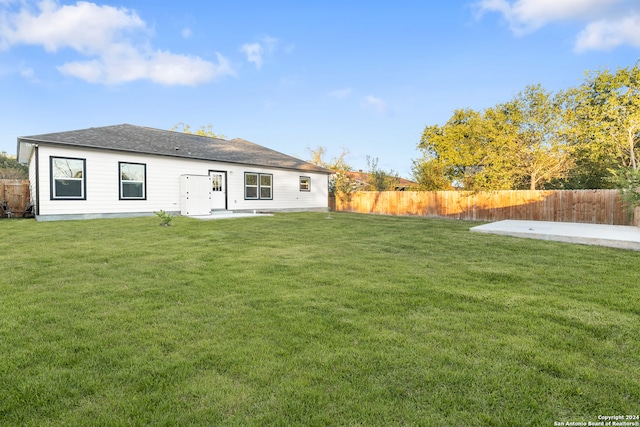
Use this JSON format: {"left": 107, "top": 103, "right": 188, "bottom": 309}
{"left": 411, "top": 157, "right": 452, "bottom": 190}
{"left": 501, "top": 84, "right": 573, "bottom": 190}
{"left": 568, "top": 63, "right": 640, "bottom": 211}
{"left": 571, "top": 64, "right": 640, "bottom": 172}
{"left": 554, "top": 88, "right": 616, "bottom": 188}
{"left": 365, "top": 155, "right": 400, "bottom": 191}
{"left": 417, "top": 108, "right": 494, "bottom": 190}
{"left": 414, "top": 85, "right": 572, "bottom": 191}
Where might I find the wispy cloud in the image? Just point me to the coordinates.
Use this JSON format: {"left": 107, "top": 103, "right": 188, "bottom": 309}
{"left": 240, "top": 43, "right": 264, "bottom": 69}
{"left": 0, "top": 0, "right": 234, "bottom": 85}
{"left": 19, "top": 65, "right": 38, "bottom": 82}
{"left": 474, "top": 0, "right": 640, "bottom": 51}
{"left": 328, "top": 88, "right": 353, "bottom": 99}
{"left": 240, "top": 35, "right": 281, "bottom": 69}
{"left": 362, "top": 95, "right": 389, "bottom": 116}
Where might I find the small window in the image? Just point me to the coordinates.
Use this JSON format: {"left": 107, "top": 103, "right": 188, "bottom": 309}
{"left": 299, "top": 176, "right": 310, "bottom": 192}
{"left": 260, "top": 174, "right": 273, "bottom": 199}
{"left": 245, "top": 173, "right": 259, "bottom": 199}
{"left": 51, "top": 157, "right": 86, "bottom": 200}
{"left": 119, "top": 162, "right": 146, "bottom": 200}
{"left": 245, "top": 172, "right": 273, "bottom": 200}
{"left": 211, "top": 174, "right": 223, "bottom": 192}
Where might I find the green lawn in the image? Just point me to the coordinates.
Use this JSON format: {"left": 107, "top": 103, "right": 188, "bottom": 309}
{"left": 1, "top": 212, "right": 638, "bottom": 426}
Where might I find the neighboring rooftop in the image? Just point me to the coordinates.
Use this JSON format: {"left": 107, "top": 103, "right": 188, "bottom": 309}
{"left": 347, "top": 171, "right": 418, "bottom": 190}
{"left": 17, "top": 124, "right": 330, "bottom": 174}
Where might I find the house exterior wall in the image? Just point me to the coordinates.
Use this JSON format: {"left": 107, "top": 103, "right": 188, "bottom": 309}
{"left": 35, "top": 144, "right": 328, "bottom": 219}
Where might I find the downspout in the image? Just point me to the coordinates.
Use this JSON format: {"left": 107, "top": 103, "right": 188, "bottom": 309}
{"left": 34, "top": 145, "right": 40, "bottom": 216}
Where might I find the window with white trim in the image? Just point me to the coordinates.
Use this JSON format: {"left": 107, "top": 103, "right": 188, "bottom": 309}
{"left": 51, "top": 156, "right": 86, "bottom": 200}
{"left": 119, "top": 162, "right": 146, "bottom": 200}
{"left": 245, "top": 172, "right": 273, "bottom": 200}
{"left": 260, "top": 174, "right": 272, "bottom": 199}
{"left": 299, "top": 176, "right": 310, "bottom": 191}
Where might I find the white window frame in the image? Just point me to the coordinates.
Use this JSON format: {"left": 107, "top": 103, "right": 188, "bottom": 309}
{"left": 245, "top": 172, "right": 273, "bottom": 200}
{"left": 50, "top": 156, "right": 86, "bottom": 200}
{"left": 299, "top": 176, "right": 310, "bottom": 192}
{"left": 119, "top": 162, "right": 146, "bottom": 200}
{"left": 245, "top": 172, "right": 259, "bottom": 200}
{"left": 260, "top": 174, "right": 273, "bottom": 200}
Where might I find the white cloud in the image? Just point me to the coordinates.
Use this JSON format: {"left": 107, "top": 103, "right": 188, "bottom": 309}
{"left": 19, "top": 65, "right": 37, "bottom": 81}
{"left": 475, "top": 0, "right": 619, "bottom": 33}
{"left": 58, "top": 49, "right": 234, "bottom": 86}
{"left": 0, "top": 0, "right": 234, "bottom": 85}
{"left": 575, "top": 14, "right": 640, "bottom": 51}
{"left": 475, "top": 0, "right": 640, "bottom": 51}
{"left": 19, "top": 66, "right": 34, "bottom": 77}
{"left": 181, "top": 27, "right": 192, "bottom": 39}
{"left": 240, "top": 42, "right": 264, "bottom": 69}
{"left": 328, "top": 88, "right": 353, "bottom": 99}
{"left": 362, "top": 95, "right": 389, "bottom": 116}
{"left": 240, "top": 35, "right": 281, "bottom": 69}
{"left": 0, "top": 0, "right": 146, "bottom": 53}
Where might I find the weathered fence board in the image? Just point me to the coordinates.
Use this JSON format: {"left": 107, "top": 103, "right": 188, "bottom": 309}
{"left": 0, "top": 179, "right": 30, "bottom": 217}
{"left": 331, "top": 190, "right": 633, "bottom": 225}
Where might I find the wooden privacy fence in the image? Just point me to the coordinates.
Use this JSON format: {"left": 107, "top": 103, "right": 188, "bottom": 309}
{"left": 0, "top": 179, "right": 30, "bottom": 218}
{"left": 330, "top": 190, "right": 634, "bottom": 226}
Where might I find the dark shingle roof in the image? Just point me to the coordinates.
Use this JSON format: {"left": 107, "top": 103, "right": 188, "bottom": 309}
{"left": 18, "top": 124, "right": 330, "bottom": 174}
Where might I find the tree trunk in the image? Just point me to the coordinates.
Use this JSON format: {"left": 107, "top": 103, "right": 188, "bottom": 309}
{"left": 530, "top": 172, "right": 537, "bottom": 190}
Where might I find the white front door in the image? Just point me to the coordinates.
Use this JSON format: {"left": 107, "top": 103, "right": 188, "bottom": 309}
{"left": 209, "top": 171, "right": 227, "bottom": 210}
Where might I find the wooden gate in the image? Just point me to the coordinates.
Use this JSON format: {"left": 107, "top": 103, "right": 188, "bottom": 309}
{"left": 0, "top": 179, "right": 30, "bottom": 217}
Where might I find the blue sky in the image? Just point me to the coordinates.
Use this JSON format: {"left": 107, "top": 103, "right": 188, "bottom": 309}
{"left": 1, "top": 0, "right": 639, "bottom": 177}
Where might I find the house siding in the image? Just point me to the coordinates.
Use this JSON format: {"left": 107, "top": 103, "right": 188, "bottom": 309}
{"left": 36, "top": 144, "right": 328, "bottom": 218}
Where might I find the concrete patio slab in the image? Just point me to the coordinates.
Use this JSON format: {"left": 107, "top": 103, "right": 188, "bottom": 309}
{"left": 186, "top": 211, "right": 273, "bottom": 220}
{"left": 470, "top": 220, "right": 640, "bottom": 251}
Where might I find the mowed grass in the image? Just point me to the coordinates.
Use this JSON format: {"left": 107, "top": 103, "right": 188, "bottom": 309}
{"left": 0, "top": 212, "right": 638, "bottom": 426}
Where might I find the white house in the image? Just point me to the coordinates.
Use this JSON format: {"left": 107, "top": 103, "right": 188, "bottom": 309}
{"left": 16, "top": 124, "right": 331, "bottom": 221}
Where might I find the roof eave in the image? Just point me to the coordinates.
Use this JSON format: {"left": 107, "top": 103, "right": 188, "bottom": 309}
{"left": 18, "top": 138, "right": 332, "bottom": 174}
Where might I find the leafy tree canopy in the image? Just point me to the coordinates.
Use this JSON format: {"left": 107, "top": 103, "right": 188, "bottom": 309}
{"left": 364, "top": 156, "right": 400, "bottom": 191}
{"left": 171, "top": 122, "right": 227, "bottom": 140}
{"left": 0, "top": 152, "right": 28, "bottom": 179}
{"left": 307, "top": 146, "right": 354, "bottom": 199}
{"left": 413, "top": 62, "right": 640, "bottom": 191}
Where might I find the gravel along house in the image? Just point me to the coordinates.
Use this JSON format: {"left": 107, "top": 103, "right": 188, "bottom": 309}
{"left": 17, "top": 124, "right": 331, "bottom": 221}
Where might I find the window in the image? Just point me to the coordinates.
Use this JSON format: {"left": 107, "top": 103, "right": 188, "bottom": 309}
{"left": 211, "top": 174, "right": 223, "bottom": 192}
{"left": 119, "top": 162, "right": 146, "bottom": 200}
{"left": 245, "top": 172, "right": 273, "bottom": 200}
{"left": 299, "top": 176, "right": 310, "bottom": 192}
{"left": 51, "top": 157, "right": 86, "bottom": 199}
{"left": 245, "top": 173, "right": 258, "bottom": 199}
{"left": 260, "top": 174, "right": 272, "bottom": 199}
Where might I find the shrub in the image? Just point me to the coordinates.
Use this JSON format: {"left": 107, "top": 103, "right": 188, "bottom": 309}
{"left": 154, "top": 210, "right": 174, "bottom": 226}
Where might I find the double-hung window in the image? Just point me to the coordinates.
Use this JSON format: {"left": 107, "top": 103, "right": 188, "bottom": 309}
{"left": 260, "top": 174, "right": 272, "bottom": 199}
{"left": 119, "top": 162, "right": 146, "bottom": 200}
{"left": 245, "top": 172, "right": 273, "bottom": 200}
{"left": 51, "top": 157, "right": 86, "bottom": 200}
